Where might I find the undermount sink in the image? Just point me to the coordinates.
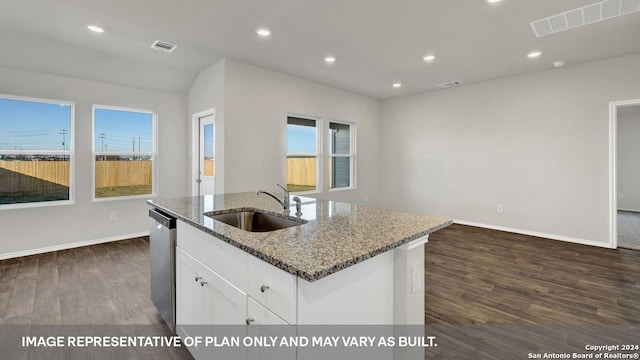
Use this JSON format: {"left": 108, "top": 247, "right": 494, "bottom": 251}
{"left": 204, "top": 209, "right": 307, "bottom": 232}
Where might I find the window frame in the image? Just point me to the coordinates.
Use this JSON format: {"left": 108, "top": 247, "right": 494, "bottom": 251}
{"left": 91, "top": 104, "right": 157, "bottom": 202}
{"left": 328, "top": 119, "right": 356, "bottom": 192}
{"left": 286, "top": 114, "right": 322, "bottom": 195}
{"left": 0, "top": 93, "right": 75, "bottom": 210}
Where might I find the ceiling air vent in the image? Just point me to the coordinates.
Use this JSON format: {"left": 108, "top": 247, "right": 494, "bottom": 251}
{"left": 150, "top": 40, "right": 177, "bottom": 53}
{"left": 437, "top": 81, "right": 463, "bottom": 89}
{"left": 530, "top": 0, "right": 640, "bottom": 37}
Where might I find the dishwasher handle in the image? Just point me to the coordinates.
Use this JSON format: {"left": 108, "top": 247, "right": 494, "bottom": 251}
{"left": 149, "top": 209, "right": 177, "bottom": 229}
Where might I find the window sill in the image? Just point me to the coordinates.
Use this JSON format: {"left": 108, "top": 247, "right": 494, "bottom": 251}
{"left": 0, "top": 199, "right": 75, "bottom": 211}
{"left": 92, "top": 193, "right": 155, "bottom": 202}
{"left": 290, "top": 190, "right": 322, "bottom": 196}
{"left": 329, "top": 186, "right": 355, "bottom": 192}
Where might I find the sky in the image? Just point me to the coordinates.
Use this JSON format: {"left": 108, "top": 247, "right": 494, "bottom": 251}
{"left": 203, "top": 123, "right": 214, "bottom": 159}
{"left": 0, "top": 97, "right": 153, "bottom": 152}
{"left": 287, "top": 124, "right": 316, "bottom": 154}
{"left": 94, "top": 108, "right": 153, "bottom": 153}
{"left": 0, "top": 98, "right": 71, "bottom": 151}
{"left": 2, "top": 96, "right": 315, "bottom": 155}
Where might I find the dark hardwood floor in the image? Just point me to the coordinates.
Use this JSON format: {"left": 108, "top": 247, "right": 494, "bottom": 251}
{"left": 0, "top": 237, "right": 159, "bottom": 325}
{"left": 2, "top": 226, "right": 639, "bottom": 327}
{"left": 0, "top": 237, "right": 191, "bottom": 359}
{"left": 1, "top": 225, "right": 639, "bottom": 359}
{"left": 426, "top": 224, "right": 640, "bottom": 325}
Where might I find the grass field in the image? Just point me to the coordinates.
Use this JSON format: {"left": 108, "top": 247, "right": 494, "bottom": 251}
{"left": 1, "top": 185, "right": 151, "bottom": 204}
{"left": 95, "top": 185, "right": 152, "bottom": 198}
{"left": 0, "top": 190, "right": 69, "bottom": 204}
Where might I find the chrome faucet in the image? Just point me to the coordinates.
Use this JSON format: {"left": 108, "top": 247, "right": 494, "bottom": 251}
{"left": 257, "top": 184, "right": 290, "bottom": 212}
{"left": 292, "top": 196, "right": 302, "bottom": 218}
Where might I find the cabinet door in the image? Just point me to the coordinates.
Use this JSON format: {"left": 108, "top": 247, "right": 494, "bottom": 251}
{"left": 247, "top": 298, "right": 296, "bottom": 360}
{"left": 176, "top": 248, "right": 212, "bottom": 326}
{"left": 207, "top": 267, "right": 248, "bottom": 325}
{"left": 176, "top": 248, "right": 213, "bottom": 359}
{"left": 177, "top": 247, "right": 247, "bottom": 325}
{"left": 248, "top": 255, "right": 297, "bottom": 324}
{"left": 177, "top": 248, "right": 249, "bottom": 360}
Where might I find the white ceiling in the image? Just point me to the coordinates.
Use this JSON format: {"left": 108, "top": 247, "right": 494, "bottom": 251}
{"left": 1, "top": 0, "right": 639, "bottom": 99}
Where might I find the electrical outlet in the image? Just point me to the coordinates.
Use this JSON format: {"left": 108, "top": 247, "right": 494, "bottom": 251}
{"left": 109, "top": 211, "right": 118, "bottom": 222}
{"left": 497, "top": 204, "right": 504, "bottom": 214}
{"left": 364, "top": 194, "right": 369, "bottom": 202}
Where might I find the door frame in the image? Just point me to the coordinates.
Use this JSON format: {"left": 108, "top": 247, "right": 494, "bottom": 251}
{"left": 192, "top": 108, "right": 216, "bottom": 196}
{"left": 609, "top": 98, "right": 640, "bottom": 248}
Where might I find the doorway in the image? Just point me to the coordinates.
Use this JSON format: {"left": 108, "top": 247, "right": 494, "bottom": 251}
{"left": 192, "top": 109, "right": 215, "bottom": 196}
{"left": 610, "top": 99, "right": 640, "bottom": 250}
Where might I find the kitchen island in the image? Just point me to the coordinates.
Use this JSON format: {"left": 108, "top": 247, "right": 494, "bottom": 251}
{"left": 148, "top": 192, "right": 451, "bottom": 359}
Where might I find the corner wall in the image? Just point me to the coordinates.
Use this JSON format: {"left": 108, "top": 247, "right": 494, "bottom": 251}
{"left": 0, "top": 66, "right": 188, "bottom": 258}
{"left": 379, "top": 53, "right": 640, "bottom": 245}
{"left": 222, "top": 59, "right": 381, "bottom": 204}
{"left": 187, "top": 59, "right": 226, "bottom": 195}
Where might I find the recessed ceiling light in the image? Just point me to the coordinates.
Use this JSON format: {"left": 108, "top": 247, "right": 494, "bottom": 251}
{"left": 324, "top": 56, "right": 336, "bottom": 64}
{"left": 487, "top": 0, "right": 501, "bottom": 3}
{"left": 527, "top": 51, "right": 542, "bottom": 58}
{"left": 87, "top": 25, "right": 105, "bottom": 33}
{"left": 423, "top": 55, "right": 436, "bottom": 62}
{"left": 256, "top": 28, "right": 271, "bottom": 37}
{"left": 392, "top": 82, "right": 402, "bottom": 88}
{"left": 553, "top": 60, "right": 566, "bottom": 68}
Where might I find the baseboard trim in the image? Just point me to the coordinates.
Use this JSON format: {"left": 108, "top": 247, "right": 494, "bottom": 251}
{"left": 453, "top": 220, "right": 613, "bottom": 249}
{"left": 0, "top": 231, "right": 150, "bottom": 260}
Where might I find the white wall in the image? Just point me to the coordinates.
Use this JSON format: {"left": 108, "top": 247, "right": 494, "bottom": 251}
{"left": 0, "top": 66, "right": 188, "bottom": 257}
{"left": 223, "top": 59, "right": 380, "bottom": 203}
{"left": 379, "top": 53, "right": 640, "bottom": 245}
{"left": 187, "top": 59, "right": 226, "bottom": 194}
{"left": 618, "top": 105, "right": 640, "bottom": 212}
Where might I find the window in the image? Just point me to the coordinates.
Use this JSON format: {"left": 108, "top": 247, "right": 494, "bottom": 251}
{"left": 286, "top": 116, "right": 318, "bottom": 193}
{"left": 93, "top": 106, "right": 155, "bottom": 199}
{"left": 329, "top": 121, "right": 355, "bottom": 189}
{"left": 286, "top": 116, "right": 356, "bottom": 193}
{"left": 0, "top": 95, "right": 74, "bottom": 208}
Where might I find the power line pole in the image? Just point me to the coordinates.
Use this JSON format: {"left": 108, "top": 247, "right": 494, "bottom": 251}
{"left": 59, "top": 129, "right": 68, "bottom": 150}
{"left": 138, "top": 136, "right": 141, "bottom": 153}
{"left": 99, "top": 132, "right": 106, "bottom": 160}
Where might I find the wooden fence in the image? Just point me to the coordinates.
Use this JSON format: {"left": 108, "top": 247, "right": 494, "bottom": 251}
{"left": 2, "top": 157, "right": 315, "bottom": 191}
{"left": 0, "top": 160, "right": 69, "bottom": 186}
{"left": 95, "top": 160, "right": 151, "bottom": 188}
{"left": 0, "top": 160, "right": 151, "bottom": 189}
{"left": 204, "top": 159, "right": 214, "bottom": 177}
{"left": 287, "top": 156, "right": 316, "bottom": 186}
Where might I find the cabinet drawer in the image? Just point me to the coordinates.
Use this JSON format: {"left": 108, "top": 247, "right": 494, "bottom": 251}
{"left": 248, "top": 255, "right": 297, "bottom": 324}
{"left": 177, "top": 220, "right": 248, "bottom": 291}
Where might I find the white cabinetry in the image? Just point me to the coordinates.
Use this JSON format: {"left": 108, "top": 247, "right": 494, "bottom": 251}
{"left": 176, "top": 248, "right": 247, "bottom": 326}
{"left": 176, "top": 248, "right": 248, "bottom": 358}
{"left": 247, "top": 297, "right": 296, "bottom": 360}
{"left": 175, "top": 220, "right": 425, "bottom": 360}
{"left": 248, "top": 255, "right": 297, "bottom": 324}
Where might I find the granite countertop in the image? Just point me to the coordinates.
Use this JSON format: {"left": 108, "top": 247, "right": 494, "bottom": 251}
{"left": 148, "top": 192, "right": 452, "bottom": 282}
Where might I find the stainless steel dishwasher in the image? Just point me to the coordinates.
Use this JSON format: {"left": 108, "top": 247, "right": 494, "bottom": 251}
{"left": 149, "top": 208, "right": 177, "bottom": 333}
